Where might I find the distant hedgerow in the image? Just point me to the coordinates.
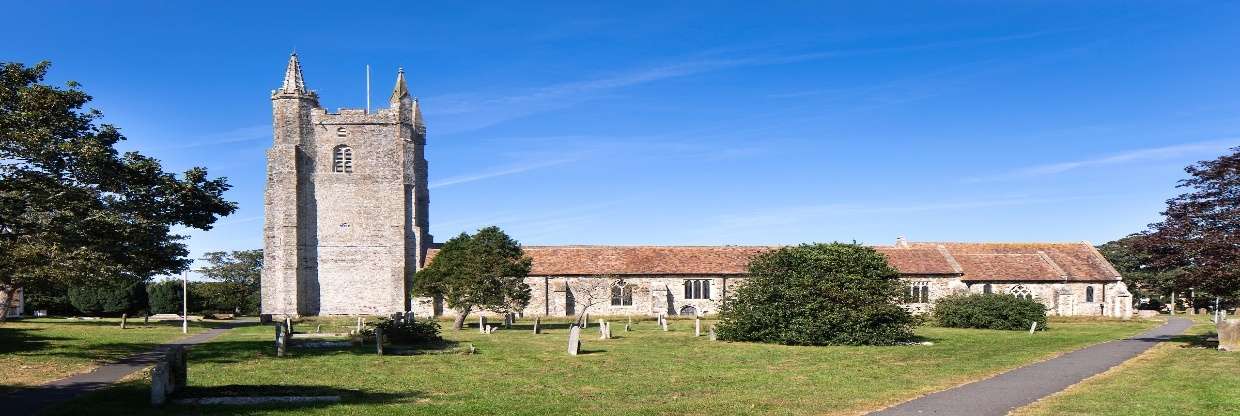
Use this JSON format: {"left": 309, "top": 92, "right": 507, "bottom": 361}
{"left": 933, "top": 294, "right": 1047, "bottom": 331}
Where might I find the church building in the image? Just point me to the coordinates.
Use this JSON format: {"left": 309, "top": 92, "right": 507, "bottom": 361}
{"left": 260, "top": 55, "right": 1133, "bottom": 319}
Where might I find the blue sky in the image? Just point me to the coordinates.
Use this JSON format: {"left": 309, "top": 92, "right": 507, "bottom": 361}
{"left": 5, "top": 1, "right": 1240, "bottom": 270}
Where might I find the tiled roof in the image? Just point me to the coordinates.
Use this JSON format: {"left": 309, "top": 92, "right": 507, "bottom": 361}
{"left": 423, "top": 242, "right": 1120, "bottom": 282}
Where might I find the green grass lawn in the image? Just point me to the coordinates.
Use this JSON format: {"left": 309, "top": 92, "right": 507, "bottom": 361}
{"left": 1013, "top": 316, "right": 1240, "bottom": 416}
{"left": 0, "top": 317, "right": 219, "bottom": 392}
{"left": 41, "top": 316, "right": 1158, "bottom": 416}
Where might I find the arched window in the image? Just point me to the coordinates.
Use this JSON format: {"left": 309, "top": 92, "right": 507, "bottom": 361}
{"left": 1009, "top": 285, "right": 1033, "bottom": 301}
{"left": 333, "top": 145, "right": 353, "bottom": 173}
{"left": 679, "top": 305, "right": 698, "bottom": 316}
{"left": 983, "top": 284, "right": 993, "bottom": 295}
{"left": 610, "top": 280, "right": 634, "bottom": 306}
{"left": 1085, "top": 286, "right": 1095, "bottom": 303}
{"left": 684, "top": 279, "right": 711, "bottom": 299}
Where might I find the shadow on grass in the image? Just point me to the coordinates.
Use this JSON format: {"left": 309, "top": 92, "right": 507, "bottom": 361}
{"left": 36, "top": 380, "right": 417, "bottom": 416}
{"left": 1169, "top": 333, "right": 1218, "bottom": 349}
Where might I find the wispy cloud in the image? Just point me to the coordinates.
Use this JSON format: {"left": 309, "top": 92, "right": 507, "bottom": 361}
{"left": 429, "top": 158, "right": 579, "bottom": 189}
{"left": 154, "top": 125, "right": 270, "bottom": 150}
{"left": 705, "top": 195, "right": 1108, "bottom": 232}
{"left": 965, "top": 139, "right": 1239, "bottom": 182}
{"left": 430, "top": 28, "right": 1080, "bottom": 134}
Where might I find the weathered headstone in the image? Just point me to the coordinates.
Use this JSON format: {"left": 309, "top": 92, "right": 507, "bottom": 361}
{"left": 150, "top": 360, "right": 171, "bottom": 406}
{"left": 121, "top": 313, "right": 128, "bottom": 329}
{"left": 533, "top": 316, "right": 542, "bottom": 334}
{"left": 285, "top": 318, "right": 293, "bottom": 335}
{"left": 694, "top": 318, "right": 701, "bottom": 337}
{"left": 405, "top": 311, "right": 415, "bottom": 322}
{"left": 625, "top": 323, "right": 631, "bottom": 332}
{"left": 144, "top": 314, "right": 150, "bottom": 325}
{"left": 275, "top": 324, "right": 288, "bottom": 357}
{"left": 1218, "top": 319, "right": 1240, "bottom": 352}
{"left": 583, "top": 313, "right": 589, "bottom": 329}
{"left": 375, "top": 328, "right": 384, "bottom": 356}
{"left": 315, "top": 324, "right": 322, "bottom": 334}
{"left": 567, "top": 325, "right": 581, "bottom": 356}
{"left": 708, "top": 325, "right": 717, "bottom": 341}
{"left": 662, "top": 317, "right": 669, "bottom": 332}
{"left": 356, "top": 317, "right": 363, "bottom": 333}
{"left": 1028, "top": 321, "right": 1039, "bottom": 334}
{"left": 479, "top": 316, "right": 488, "bottom": 334}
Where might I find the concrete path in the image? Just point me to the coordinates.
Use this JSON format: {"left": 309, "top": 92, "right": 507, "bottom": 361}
{"left": 6, "top": 320, "right": 253, "bottom": 415}
{"left": 869, "top": 318, "right": 1192, "bottom": 416}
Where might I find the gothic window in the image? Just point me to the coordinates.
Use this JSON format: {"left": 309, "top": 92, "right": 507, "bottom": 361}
{"left": 1009, "top": 285, "right": 1033, "bottom": 301}
{"left": 1085, "top": 286, "right": 1095, "bottom": 303}
{"left": 610, "top": 280, "right": 634, "bottom": 306}
{"left": 983, "top": 284, "right": 993, "bottom": 295}
{"left": 333, "top": 145, "right": 353, "bottom": 173}
{"left": 684, "top": 279, "right": 711, "bottom": 300}
{"left": 906, "top": 281, "right": 930, "bottom": 303}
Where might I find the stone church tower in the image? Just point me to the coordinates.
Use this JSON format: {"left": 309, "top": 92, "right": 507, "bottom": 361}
{"left": 261, "top": 53, "right": 431, "bottom": 316}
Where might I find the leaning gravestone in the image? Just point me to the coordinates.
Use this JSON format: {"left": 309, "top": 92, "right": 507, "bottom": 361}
{"left": 275, "top": 324, "right": 287, "bottom": 357}
{"left": 567, "top": 325, "right": 581, "bottom": 356}
{"left": 1218, "top": 319, "right": 1240, "bottom": 352}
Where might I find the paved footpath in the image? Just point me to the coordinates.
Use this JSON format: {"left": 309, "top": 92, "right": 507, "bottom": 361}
{"left": 6, "top": 320, "right": 253, "bottom": 415}
{"left": 870, "top": 318, "right": 1193, "bottom": 416}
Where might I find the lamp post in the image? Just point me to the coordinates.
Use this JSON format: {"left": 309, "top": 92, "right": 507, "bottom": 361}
{"left": 181, "top": 271, "right": 188, "bottom": 334}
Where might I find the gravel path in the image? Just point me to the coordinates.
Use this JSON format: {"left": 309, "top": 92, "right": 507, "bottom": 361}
{"left": 6, "top": 320, "right": 252, "bottom": 415}
{"left": 869, "top": 318, "right": 1193, "bottom": 416}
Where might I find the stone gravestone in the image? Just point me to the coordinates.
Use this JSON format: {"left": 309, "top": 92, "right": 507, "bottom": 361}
{"left": 533, "top": 316, "right": 542, "bottom": 334}
{"left": 168, "top": 346, "right": 187, "bottom": 391}
{"left": 285, "top": 318, "right": 294, "bottom": 335}
{"left": 694, "top": 318, "right": 701, "bottom": 337}
{"left": 708, "top": 325, "right": 717, "bottom": 341}
{"left": 582, "top": 313, "right": 589, "bottom": 329}
{"left": 315, "top": 324, "right": 322, "bottom": 334}
{"left": 121, "top": 313, "right": 128, "bottom": 329}
{"left": 375, "top": 327, "right": 384, "bottom": 356}
{"left": 150, "top": 360, "right": 171, "bottom": 406}
{"left": 479, "top": 316, "right": 488, "bottom": 334}
{"left": 662, "top": 316, "right": 669, "bottom": 332}
{"left": 275, "top": 324, "right": 287, "bottom": 357}
{"left": 567, "top": 325, "right": 581, "bottom": 356}
{"left": 1028, "top": 321, "right": 1038, "bottom": 334}
{"left": 144, "top": 314, "right": 149, "bottom": 325}
{"left": 1218, "top": 319, "right": 1240, "bottom": 352}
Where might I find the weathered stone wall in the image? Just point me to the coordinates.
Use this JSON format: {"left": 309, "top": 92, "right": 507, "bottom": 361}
{"left": 262, "top": 65, "right": 429, "bottom": 317}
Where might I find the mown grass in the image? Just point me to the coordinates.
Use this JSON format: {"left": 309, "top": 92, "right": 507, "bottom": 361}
{"left": 0, "top": 317, "right": 220, "bottom": 392}
{"left": 41, "top": 316, "right": 1158, "bottom": 415}
{"left": 1013, "top": 315, "right": 1240, "bottom": 416}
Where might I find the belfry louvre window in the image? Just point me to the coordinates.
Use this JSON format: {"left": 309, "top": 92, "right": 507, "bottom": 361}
{"left": 333, "top": 145, "right": 353, "bottom": 173}
{"left": 907, "top": 281, "right": 930, "bottom": 303}
{"left": 611, "top": 281, "right": 634, "bottom": 306}
{"left": 684, "top": 279, "right": 711, "bottom": 300}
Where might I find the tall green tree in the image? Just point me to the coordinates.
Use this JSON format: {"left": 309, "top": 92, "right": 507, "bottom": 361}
{"left": 1140, "top": 147, "right": 1240, "bottom": 300}
{"left": 412, "top": 226, "right": 532, "bottom": 330}
{"left": 0, "top": 61, "right": 236, "bottom": 321}
{"left": 198, "top": 250, "right": 262, "bottom": 314}
{"left": 1097, "top": 234, "right": 1181, "bottom": 299}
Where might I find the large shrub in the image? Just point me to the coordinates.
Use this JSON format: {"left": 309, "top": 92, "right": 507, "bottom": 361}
{"left": 933, "top": 294, "right": 1047, "bottom": 330}
{"left": 373, "top": 317, "right": 442, "bottom": 344}
{"left": 23, "top": 285, "right": 74, "bottom": 315}
{"left": 67, "top": 280, "right": 148, "bottom": 316}
{"left": 716, "top": 243, "right": 917, "bottom": 346}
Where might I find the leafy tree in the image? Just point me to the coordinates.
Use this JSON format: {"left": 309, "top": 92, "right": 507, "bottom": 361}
{"left": 933, "top": 294, "right": 1047, "bottom": 331}
{"left": 1140, "top": 147, "right": 1240, "bottom": 300}
{"left": 67, "top": 280, "right": 147, "bottom": 316}
{"left": 412, "top": 226, "right": 532, "bottom": 330}
{"left": 198, "top": 250, "right": 262, "bottom": 314}
{"left": 1097, "top": 234, "right": 1181, "bottom": 299}
{"left": 0, "top": 61, "right": 236, "bottom": 322}
{"left": 716, "top": 243, "right": 917, "bottom": 346}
